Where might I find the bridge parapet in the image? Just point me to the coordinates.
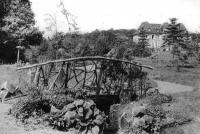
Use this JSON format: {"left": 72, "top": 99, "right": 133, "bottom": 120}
{"left": 17, "top": 56, "right": 153, "bottom": 101}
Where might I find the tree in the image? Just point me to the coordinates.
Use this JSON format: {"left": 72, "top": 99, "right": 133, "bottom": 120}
{"left": 42, "top": 0, "right": 79, "bottom": 60}
{"left": 44, "top": 13, "right": 60, "bottom": 38}
{"left": 163, "top": 18, "right": 188, "bottom": 71}
{"left": 2, "top": 0, "right": 35, "bottom": 42}
{"left": 0, "top": 0, "right": 42, "bottom": 63}
{"left": 0, "top": 0, "right": 11, "bottom": 27}
{"left": 25, "top": 28, "right": 43, "bottom": 46}
{"left": 58, "top": 0, "right": 79, "bottom": 33}
{"left": 45, "top": 0, "right": 79, "bottom": 36}
{"left": 92, "top": 30, "right": 117, "bottom": 56}
{"left": 191, "top": 33, "right": 200, "bottom": 43}
{"left": 133, "top": 28, "right": 150, "bottom": 57}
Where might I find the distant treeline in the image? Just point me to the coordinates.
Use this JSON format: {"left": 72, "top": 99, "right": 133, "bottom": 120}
{"left": 20, "top": 29, "right": 200, "bottom": 64}
{"left": 27, "top": 29, "right": 138, "bottom": 63}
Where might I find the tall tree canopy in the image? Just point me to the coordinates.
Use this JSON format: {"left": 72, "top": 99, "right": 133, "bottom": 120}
{"left": 131, "top": 28, "right": 151, "bottom": 57}
{"left": 0, "top": 0, "right": 11, "bottom": 42}
{"left": 163, "top": 18, "right": 187, "bottom": 51}
{"left": 163, "top": 18, "right": 189, "bottom": 71}
{"left": 137, "top": 28, "right": 149, "bottom": 57}
{"left": 0, "top": 0, "right": 43, "bottom": 63}
{"left": 2, "top": 0, "right": 35, "bottom": 42}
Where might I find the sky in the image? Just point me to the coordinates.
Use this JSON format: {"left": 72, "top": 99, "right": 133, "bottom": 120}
{"left": 30, "top": 0, "right": 200, "bottom": 36}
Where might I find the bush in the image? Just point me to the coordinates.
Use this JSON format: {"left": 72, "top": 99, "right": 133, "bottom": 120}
{"left": 114, "top": 92, "right": 192, "bottom": 134}
{"left": 11, "top": 97, "right": 50, "bottom": 121}
{"left": 118, "top": 102, "right": 163, "bottom": 134}
{"left": 11, "top": 85, "right": 51, "bottom": 121}
{"left": 132, "top": 44, "right": 152, "bottom": 57}
{"left": 49, "top": 91, "right": 74, "bottom": 110}
{"left": 47, "top": 87, "right": 89, "bottom": 110}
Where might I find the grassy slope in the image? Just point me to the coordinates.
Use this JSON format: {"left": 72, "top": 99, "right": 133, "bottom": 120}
{"left": 168, "top": 90, "right": 200, "bottom": 134}
{"left": 134, "top": 52, "right": 200, "bottom": 134}
{"left": 135, "top": 51, "right": 200, "bottom": 87}
{"left": 0, "top": 65, "right": 19, "bottom": 87}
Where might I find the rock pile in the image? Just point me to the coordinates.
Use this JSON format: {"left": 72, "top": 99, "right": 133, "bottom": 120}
{"left": 46, "top": 99, "right": 107, "bottom": 134}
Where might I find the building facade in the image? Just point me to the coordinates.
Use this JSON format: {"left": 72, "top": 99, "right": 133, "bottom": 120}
{"left": 133, "top": 21, "right": 187, "bottom": 51}
{"left": 133, "top": 22, "right": 166, "bottom": 51}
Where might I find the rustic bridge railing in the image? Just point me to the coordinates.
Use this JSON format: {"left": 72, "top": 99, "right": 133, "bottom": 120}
{"left": 17, "top": 56, "right": 153, "bottom": 100}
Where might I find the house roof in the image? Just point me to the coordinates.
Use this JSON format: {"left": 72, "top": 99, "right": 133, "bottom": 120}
{"left": 138, "top": 22, "right": 162, "bottom": 34}
{"left": 136, "top": 21, "right": 187, "bottom": 35}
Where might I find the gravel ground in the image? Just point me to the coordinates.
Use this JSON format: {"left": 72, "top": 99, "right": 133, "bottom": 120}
{"left": 155, "top": 80, "right": 194, "bottom": 94}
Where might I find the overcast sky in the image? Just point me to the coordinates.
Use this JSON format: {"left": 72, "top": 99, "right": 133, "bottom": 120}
{"left": 30, "top": 0, "right": 200, "bottom": 35}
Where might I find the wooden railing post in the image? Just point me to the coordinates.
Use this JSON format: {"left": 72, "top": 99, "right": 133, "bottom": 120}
{"left": 94, "top": 61, "right": 101, "bottom": 96}
{"left": 33, "top": 66, "right": 40, "bottom": 87}
{"left": 64, "top": 63, "right": 70, "bottom": 88}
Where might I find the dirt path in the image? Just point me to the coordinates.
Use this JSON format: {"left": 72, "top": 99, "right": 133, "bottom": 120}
{"left": 155, "top": 80, "right": 194, "bottom": 94}
{"left": 0, "top": 103, "right": 25, "bottom": 134}
{"left": 183, "top": 119, "right": 200, "bottom": 134}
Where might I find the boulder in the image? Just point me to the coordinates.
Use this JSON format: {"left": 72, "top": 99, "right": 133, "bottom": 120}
{"left": 0, "top": 81, "right": 20, "bottom": 102}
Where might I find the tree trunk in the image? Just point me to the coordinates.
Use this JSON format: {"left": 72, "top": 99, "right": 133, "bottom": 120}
{"left": 17, "top": 49, "right": 20, "bottom": 63}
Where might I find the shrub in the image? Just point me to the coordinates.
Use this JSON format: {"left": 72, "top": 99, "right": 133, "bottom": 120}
{"left": 49, "top": 91, "right": 73, "bottom": 110}
{"left": 132, "top": 44, "right": 152, "bottom": 57}
{"left": 11, "top": 85, "right": 51, "bottom": 121}
{"left": 11, "top": 97, "right": 50, "bottom": 121}
{"left": 114, "top": 92, "right": 192, "bottom": 134}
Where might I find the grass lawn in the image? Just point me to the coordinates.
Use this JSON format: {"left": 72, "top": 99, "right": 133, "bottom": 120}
{"left": 135, "top": 51, "right": 200, "bottom": 87}
{"left": 0, "top": 64, "right": 19, "bottom": 87}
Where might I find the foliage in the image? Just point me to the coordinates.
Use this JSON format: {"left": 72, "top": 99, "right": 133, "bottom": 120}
{"left": 10, "top": 84, "right": 51, "bottom": 120}
{"left": 2, "top": 0, "right": 35, "bottom": 41}
{"left": 11, "top": 97, "right": 50, "bottom": 121}
{"left": 0, "top": 0, "right": 14, "bottom": 63}
{"left": 118, "top": 102, "right": 165, "bottom": 134}
{"left": 132, "top": 44, "right": 152, "bottom": 57}
{"left": 48, "top": 89, "right": 74, "bottom": 110}
{"left": 35, "top": 28, "right": 139, "bottom": 66}
{"left": 133, "top": 28, "right": 151, "bottom": 57}
{"left": 162, "top": 18, "right": 188, "bottom": 71}
{"left": 163, "top": 18, "right": 187, "bottom": 49}
{"left": 101, "top": 60, "right": 146, "bottom": 83}
{"left": 0, "top": 0, "right": 43, "bottom": 63}
{"left": 46, "top": 99, "right": 107, "bottom": 134}
{"left": 0, "top": 41, "right": 18, "bottom": 63}
{"left": 89, "top": 29, "right": 117, "bottom": 56}
{"left": 60, "top": 33, "right": 82, "bottom": 57}
{"left": 0, "top": 0, "right": 11, "bottom": 27}
{"left": 24, "top": 28, "right": 43, "bottom": 46}
{"left": 190, "top": 33, "right": 200, "bottom": 43}
{"left": 113, "top": 29, "right": 137, "bottom": 39}
{"left": 117, "top": 92, "right": 191, "bottom": 134}
{"left": 185, "top": 34, "right": 200, "bottom": 62}
{"left": 37, "top": 29, "right": 135, "bottom": 60}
